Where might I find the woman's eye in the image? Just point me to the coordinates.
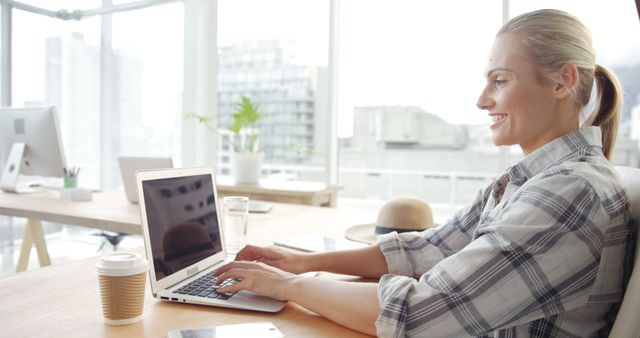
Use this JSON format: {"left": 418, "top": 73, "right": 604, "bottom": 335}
{"left": 494, "top": 78, "right": 507, "bottom": 86}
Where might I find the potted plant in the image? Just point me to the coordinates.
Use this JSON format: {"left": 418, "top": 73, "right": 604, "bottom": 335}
{"left": 186, "top": 96, "right": 265, "bottom": 184}
{"left": 227, "top": 96, "right": 264, "bottom": 184}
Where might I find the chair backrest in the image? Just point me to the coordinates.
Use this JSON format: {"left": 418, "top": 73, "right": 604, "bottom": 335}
{"left": 609, "top": 166, "right": 640, "bottom": 338}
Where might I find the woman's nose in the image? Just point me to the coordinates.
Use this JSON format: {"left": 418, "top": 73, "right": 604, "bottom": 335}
{"left": 476, "top": 88, "right": 494, "bottom": 110}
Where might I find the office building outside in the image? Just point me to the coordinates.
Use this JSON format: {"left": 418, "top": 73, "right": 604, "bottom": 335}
{"left": 339, "top": 104, "right": 640, "bottom": 206}
{"left": 216, "top": 41, "right": 328, "bottom": 175}
{"left": 44, "top": 33, "right": 180, "bottom": 189}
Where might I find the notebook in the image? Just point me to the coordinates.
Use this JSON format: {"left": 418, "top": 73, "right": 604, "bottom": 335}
{"left": 136, "top": 166, "right": 286, "bottom": 312}
{"left": 118, "top": 156, "right": 173, "bottom": 203}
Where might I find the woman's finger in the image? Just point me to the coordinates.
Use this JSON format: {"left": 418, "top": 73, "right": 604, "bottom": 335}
{"left": 218, "top": 279, "right": 248, "bottom": 294}
{"left": 211, "top": 262, "right": 233, "bottom": 279}
{"left": 214, "top": 260, "right": 257, "bottom": 274}
{"left": 238, "top": 245, "right": 287, "bottom": 262}
{"left": 213, "top": 261, "right": 267, "bottom": 285}
{"left": 217, "top": 268, "right": 255, "bottom": 293}
{"left": 234, "top": 245, "right": 261, "bottom": 261}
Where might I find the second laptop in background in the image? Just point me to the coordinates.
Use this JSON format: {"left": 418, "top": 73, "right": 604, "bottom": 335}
{"left": 119, "top": 156, "right": 273, "bottom": 212}
{"left": 118, "top": 156, "right": 173, "bottom": 204}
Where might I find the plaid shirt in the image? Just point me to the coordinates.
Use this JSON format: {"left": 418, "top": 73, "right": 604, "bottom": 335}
{"left": 376, "top": 127, "right": 635, "bottom": 338}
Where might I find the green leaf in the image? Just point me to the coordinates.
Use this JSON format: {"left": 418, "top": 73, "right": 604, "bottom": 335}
{"left": 184, "top": 96, "right": 265, "bottom": 153}
{"left": 184, "top": 112, "right": 216, "bottom": 132}
{"left": 228, "top": 96, "right": 263, "bottom": 151}
{"left": 232, "top": 96, "right": 262, "bottom": 128}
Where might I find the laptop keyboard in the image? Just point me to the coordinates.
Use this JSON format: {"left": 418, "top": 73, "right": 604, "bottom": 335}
{"left": 174, "top": 273, "right": 238, "bottom": 300}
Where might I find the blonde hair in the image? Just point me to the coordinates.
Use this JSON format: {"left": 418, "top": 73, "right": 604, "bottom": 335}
{"left": 499, "top": 9, "right": 623, "bottom": 159}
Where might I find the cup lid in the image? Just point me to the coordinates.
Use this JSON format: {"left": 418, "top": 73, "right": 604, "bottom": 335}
{"left": 96, "top": 252, "right": 148, "bottom": 276}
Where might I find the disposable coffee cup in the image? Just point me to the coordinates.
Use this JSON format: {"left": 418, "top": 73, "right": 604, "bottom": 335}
{"left": 96, "top": 252, "right": 148, "bottom": 325}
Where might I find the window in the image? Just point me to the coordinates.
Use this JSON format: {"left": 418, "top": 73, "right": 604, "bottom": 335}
{"left": 337, "top": 1, "right": 504, "bottom": 215}
{"left": 8, "top": 1, "right": 183, "bottom": 188}
{"left": 2, "top": 0, "right": 638, "bottom": 210}
{"left": 336, "top": 1, "right": 640, "bottom": 216}
{"left": 216, "top": 0, "right": 330, "bottom": 178}
{"left": 109, "top": 3, "right": 183, "bottom": 186}
{"left": 13, "top": 8, "right": 103, "bottom": 185}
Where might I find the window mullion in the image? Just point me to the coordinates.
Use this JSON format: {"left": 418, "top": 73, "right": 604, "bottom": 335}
{"left": 1, "top": 2, "right": 11, "bottom": 106}
{"left": 182, "top": 0, "right": 218, "bottom": 166}
{"left": 100, "top": 0, "right": 114, "bottom": 187}
{"left": 326, "top": 0, "right": 340, "bottom": 185}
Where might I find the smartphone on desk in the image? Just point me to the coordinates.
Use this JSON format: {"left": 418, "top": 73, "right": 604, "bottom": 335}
{"left": 167, "top": 322, "right": 282, "bottom": 338}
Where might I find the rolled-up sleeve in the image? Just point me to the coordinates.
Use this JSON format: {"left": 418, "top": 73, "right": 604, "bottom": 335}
{"left": 376, "top": 274, "right": 416, "bottom": 337}
{"left": 377, "top": 187, "right": 489, "bottom": 278}
{"left": 375, "top": 174, "right": 627, "bottom": 337}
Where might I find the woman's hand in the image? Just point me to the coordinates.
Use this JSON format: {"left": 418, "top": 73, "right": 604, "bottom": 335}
{"left": 234, "top": 244, "right": 308, "bottom": 274}
{"left": 214, "top": 260, "right": 380, "bottom": 336}
{"left": 213, "top": 261, "right": 299, "bottom": 301}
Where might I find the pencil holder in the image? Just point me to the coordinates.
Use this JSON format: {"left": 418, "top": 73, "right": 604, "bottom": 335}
{"left": 64, "top": 176, "right": 78, "bottom": 188}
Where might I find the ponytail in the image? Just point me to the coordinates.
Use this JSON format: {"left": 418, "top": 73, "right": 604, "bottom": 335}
{"left": 589, "top": 64, "right": 623, "bottom": 160}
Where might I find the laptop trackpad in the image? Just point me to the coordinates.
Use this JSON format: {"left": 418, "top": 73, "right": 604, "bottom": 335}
{"left": 227, "top": 291, "right": 286, "bottom": 312}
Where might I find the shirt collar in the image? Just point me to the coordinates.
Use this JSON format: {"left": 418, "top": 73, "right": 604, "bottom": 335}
{"left": 507, "top": 126, "right": 603, "bottom": 182}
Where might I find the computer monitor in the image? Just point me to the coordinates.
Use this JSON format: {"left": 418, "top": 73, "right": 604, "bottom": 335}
{"left": 0, "top": 106, "right": 67, "bottom": 193}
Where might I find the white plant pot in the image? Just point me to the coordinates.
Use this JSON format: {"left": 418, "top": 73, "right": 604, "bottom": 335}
{"left": 231, "top": 152, "right": 264, "bottom": 184}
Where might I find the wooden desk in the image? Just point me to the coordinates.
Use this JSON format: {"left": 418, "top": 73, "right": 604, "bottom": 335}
{"left": 0, "top": 203, "right": 377, "bottom": 338}
{"left": 0, "top": 190, "right": 140, "bottom": 271}
{"left": 216, "top": 177, "right": 342, "bottom": 208}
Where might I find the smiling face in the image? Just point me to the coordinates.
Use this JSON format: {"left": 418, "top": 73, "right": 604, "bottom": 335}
{"left": 476, "top": 33, "right": 579, "bottom": 155}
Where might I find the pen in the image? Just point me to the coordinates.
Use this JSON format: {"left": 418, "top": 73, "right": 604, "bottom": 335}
{"left": 64, "top": 166, "right": 81, "bottom": 177}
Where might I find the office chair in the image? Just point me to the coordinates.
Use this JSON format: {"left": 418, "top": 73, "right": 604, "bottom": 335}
{"left": 609, "top": 166, "right": 640, "bottom": 338}
{"left": 92, "top": 232, "right": 127, "bottom": 252}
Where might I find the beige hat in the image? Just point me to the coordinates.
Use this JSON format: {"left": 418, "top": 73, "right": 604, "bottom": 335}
{"left": 345, "top": 197, "right": 436, "bottom": 244}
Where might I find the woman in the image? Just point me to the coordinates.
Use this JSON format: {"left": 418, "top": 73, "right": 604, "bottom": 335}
{"left": 214, "top": 9, "right": 634, "bottom": 337}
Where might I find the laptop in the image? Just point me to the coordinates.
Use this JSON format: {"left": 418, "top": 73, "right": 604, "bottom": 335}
{"left": 136, "top": 166, "right": 286, "bottom": 312}
{"left": 118, "top": 156, "right": 173, "bottom": 203}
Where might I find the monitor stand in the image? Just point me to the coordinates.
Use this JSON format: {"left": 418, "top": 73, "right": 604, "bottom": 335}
{"left": 0, "top": 143, "right": 44, "bottom": 193}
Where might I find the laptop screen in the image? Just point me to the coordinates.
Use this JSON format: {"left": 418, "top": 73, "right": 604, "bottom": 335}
{"left": 142, "top": 174, "right": 223, "bottom": 281}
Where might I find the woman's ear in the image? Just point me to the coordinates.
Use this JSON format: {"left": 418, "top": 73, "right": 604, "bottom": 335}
{"left": 554, "top": 63, "right": 579, "bottom": 99}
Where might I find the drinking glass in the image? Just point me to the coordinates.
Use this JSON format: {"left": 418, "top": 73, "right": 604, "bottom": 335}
{"left": 223, "top": 196, "right": 249, "bottom": 255}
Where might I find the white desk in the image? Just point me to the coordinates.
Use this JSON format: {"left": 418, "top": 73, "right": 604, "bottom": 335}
{"left": 0, "top": 190, "right": 140, "bottom": 271}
